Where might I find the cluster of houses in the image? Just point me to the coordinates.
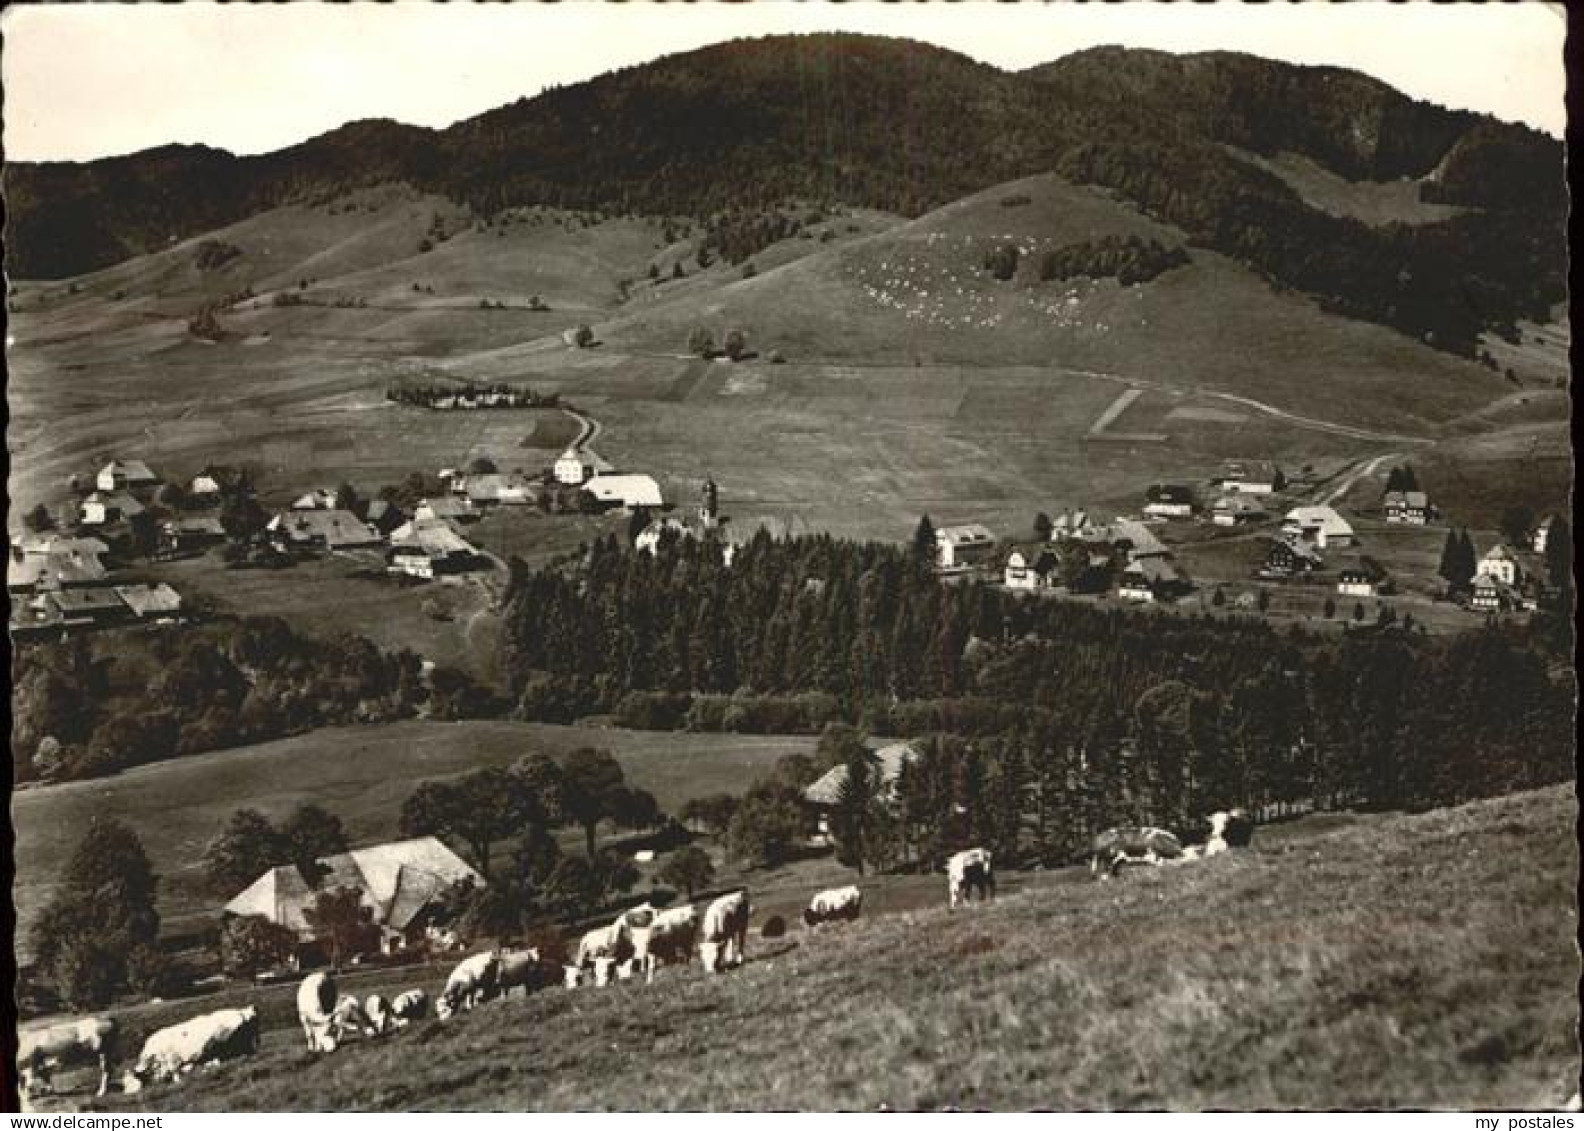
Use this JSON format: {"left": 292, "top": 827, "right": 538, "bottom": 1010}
{"left": 9, "top": 458, "right": 196, "bottom": 635}
{"left": 8, "top": 529, "right": 183, "bottom": 634}
{"left": 954, "top": 512, "right": 1188, "bottom": 604}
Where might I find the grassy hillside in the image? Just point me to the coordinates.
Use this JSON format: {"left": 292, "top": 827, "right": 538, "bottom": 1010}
{"left": 91, "top": 785, "right": 1578, "bottom": 1111}
{"left": 12, "top": 722, "right": 816, "bottom": 960}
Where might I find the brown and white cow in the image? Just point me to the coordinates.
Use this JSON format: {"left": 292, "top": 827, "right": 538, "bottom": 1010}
{"left": 699, "top": 889, "right": 751, "bottom": 973}
{"left": 802, "top": 885, "right": 863, "bottom": 928}
{"left": 296, "top": 971, "right": 340, "bottom": 1052}
{"left": 947, "top": 849, "right": 994, "bottom": 909}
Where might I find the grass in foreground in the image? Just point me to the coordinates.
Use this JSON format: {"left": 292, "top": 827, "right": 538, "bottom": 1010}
{"left": 96, "top": 785, "right": 1578, "bottom": 1111}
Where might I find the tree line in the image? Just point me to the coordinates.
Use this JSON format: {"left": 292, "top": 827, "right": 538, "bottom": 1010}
{"left": 500, "top": 524, "right": 1575, "bottom": 825}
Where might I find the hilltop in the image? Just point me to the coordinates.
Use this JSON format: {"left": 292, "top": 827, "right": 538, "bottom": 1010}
{"left": 96, "top": 785, "right": 1579, "bottom": 1111}
{"left": 6, "top": 35, "right": 1564, "bottom": 356}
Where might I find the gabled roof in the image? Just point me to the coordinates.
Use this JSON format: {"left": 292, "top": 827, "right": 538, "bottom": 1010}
{"left": 937, "top": 524, "right": 995, "bottom": 546}
{"left": 416, "top": 496, "right": 474, "bottom": 519}
{"left": 101, "top": 459, "right": 158, "bottom": 483}
{"left": 224, "top": 836, "right": 482, "bottom": 935}
{"left": 1384, "top": 491, "right": 1429, "bottom": 508}
{"left": 1481, "top": 544, "right": 1518, "bottom": 563}
{"left": 803, "top": 743, "right": 920, "bottom": 807}
{"left": 83, "top": 491, "right": 146, "bottom": 517}
{"left": 1212, "top": 495, "right": 1266, "bottom": 515}
{"left": 291, "top": 488, "right": 340, "bottom": 511}
{"left": 389, "top": 519, "right": 475, "bottom": 557}
{"left": 1112, "top": 518, "right": 1169, "bottom": 558}
{"left": 49, "top": 588, "right": 128, "bottom": 615}
{"left": 9, "top": 549, "right": 110, "bottom": 591}
{"left": 269, "top": 509, "right": 382, "bottom": 548}
{"left": 1283, "top": 506, "right": 1353, "bottom": 537}
{"left": 585, "top": 475, "right": 664, "bottom": 508}
{"left": 1146, "top": 484, "right": 1195, "bottom": 505}
{"left": 1123, "top": 557, "right": 1180, "bottom": 584}
{"left": 114, "top": 583, "right": 183, "bottom": 617}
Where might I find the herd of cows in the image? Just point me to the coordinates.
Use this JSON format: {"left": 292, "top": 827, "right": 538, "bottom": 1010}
{"left": 16, "top": 813, "right": 1251, "bottom": 1108}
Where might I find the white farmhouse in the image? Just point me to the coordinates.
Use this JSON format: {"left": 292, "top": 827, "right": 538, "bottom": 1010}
{"left": 1475, "top": 544, "right": 1522, "bottom": 586}
{"left": 936, "top": 524, "right": 996, "bottom": 571}
{"left": 1282, "top": 505, "right": 1355, "bottom": 549}
{"left": 553, "top": 449, "right": 590, "bottom": 486}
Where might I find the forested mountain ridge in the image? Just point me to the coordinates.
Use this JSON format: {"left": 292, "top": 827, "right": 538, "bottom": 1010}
{"left": 5, "top": 34, "right": 1564, "bottom": 353}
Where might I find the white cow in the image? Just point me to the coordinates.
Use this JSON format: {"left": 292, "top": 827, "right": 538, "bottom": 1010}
{"left": 389, "top": 989, "right": 429, "bottom": 1029}
{"left": 1090, "top": 827, "right": 1184, "bottom": 877}
{"left": 631, "top": 904, "right": 699, "bottom": 983}
{"left": 947, "top": 848, "right": 994, "bottom": 909}
{"left": 296, "top": 971, "right": 340, "bottom": 1052}
{"left": 437, "top": 951, "right": 503, "bottom": 1019}
{"left": 802, "top": 885, "right": 863, "bottom": 928}
{"left": 699, "top": 889, "right": 751, "bottom": 973}
{"left": 496, "top": 948, "right": 549, "bottom": 999}
{"left": 574, "top": 919, "right": 634, "bottom": 971}
{"left": 17, "top": 1018, "right": 118, "bottom": 1100}
{"left": 122, "top": 1007, "right": 259, "bottom": 1094}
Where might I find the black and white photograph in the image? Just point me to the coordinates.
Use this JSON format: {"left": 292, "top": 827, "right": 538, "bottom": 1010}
{"left": 3, "top": 0, "right": 1576, "bottom": 1113}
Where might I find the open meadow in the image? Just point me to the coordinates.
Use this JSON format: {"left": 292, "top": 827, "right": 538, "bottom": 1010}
{"left": 78, "top": 785, "right": 1578, "bottom": 1112}
{"left": 12, "top": 722, "right": 818, "bottom": 961}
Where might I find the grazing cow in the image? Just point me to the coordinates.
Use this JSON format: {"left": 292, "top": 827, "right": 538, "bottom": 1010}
{"left": 389, "top": 990, "right": 429, "bottom": 1028}
{"left": 802, "top": 885, "right": 863, "bottom": 929}
{"left": 631, "top": 904, "right": 699, "bottom": 983}
{"left": 330, "top": 994, "right": 374, "bottom": 1040}
{"left": 122, "top": 1007, "right": 259, "bottom": 1094}
{"left": 947, "top": 848, "right": 995, "bottom": 909}
{"left": 363, "top": 995, "right": 395, "bottom": 1037}
{"left": 1090, "top": 826, "right": 1184, "bottom": 877}
{"left": 699, "top": 889, "right": 751, "bottom": 974}
{"left": 296, "top": 971, "right": 340, "bottom": 1052}
{"left": 16, "top": 1018, "right": 118, "bottom": 1100}
{"left": 436, "top": 951, "right": 503, "bottom": 1019}
{"left": 497, "top": 948, "right": 551, "bottom": 999}
{"left": 574, "top": 919, "right": 634, "bottom": 971}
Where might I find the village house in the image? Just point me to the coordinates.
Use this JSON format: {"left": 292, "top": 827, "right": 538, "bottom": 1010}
{"left": 1108, "top": 518, "right": 1171, "bottom": 562}
{"left": 266, "top": 509, "right": 383, "bottom": 552}
{"left": 1211, "top": 495, "right": 1268, "bottom": 527}
{"left": 553, "top": 449, "right": 591, "bottom": 486}
{"left": 455, "top": 472, "right": 536, "bottom": 507}
{"left": 1216, "top": 460, "right": 1281, "bottom": 496}
{"left": 223, "top": 836, "right": 483, "bottom": 958}
{"left": 1143, "top": 484, "right": 1196, "bottom": 520}
{"left": 387, "top": 520, "right": 481, "bottom": 580}
{"left": 291, "top": 488, "right": 340, "bottom": 511}
{"left": 584, "top": 474, "right": 665, "bottom": 511}
{"left": 1118, "top": 557, "right": 1186, "bottom": 603}
{"left": 114, "top": 582, "right": 184, "bottom": 622}
{"left": 79, "top": 490, "right": 146, "bottom": 527}
{"left": 1383, "top": 490, "right": 1431, "bottom": 525}
{"left": 414, "top": 496, "right": 478, "bottom": 525}
{"left": 636, "top": 517, "right": 694, "bottom": 555}
{"left": 1264, "top": 535, "right": 1324, "bottom": 578}
{"left": 159, "top": 515, "right": 227, "bottom": 556}
{"left": 189, "top": 474, "right": 223, "bottom": 501}
{"left": 1004, "top": 547, "right": 1058, "bottom": 590}
{"left": 1470, "top": 573, "right": 1523, "bottom": 613}
{"left": 803, "top": 743, "right": 920, "bottom": 840}
{"left": 1531, "top": 516, "right": 1555, "bottom": 554}
{"left": 1282, "top": 505, "right": 1354, "bottom": 549}
{"left": 96, "top": 459, "right": 160, "bottom": 493}
{"left": 48, "top": 587, "right": 132, "bottom": 627}
{"left": 1336, "top": 568, "right": 1378, "bottom": 598}
{"left": 8, "top": 536, "right": 111, "bottom": 594}
{"left": 1475, "top": 544, "right": 1522, "bottom": 587}
{"left": 1048, "top": 509, "right": 1095, "bottom": 541}
{"left": 935, "top": 524, "right": 997, "bottom": 571}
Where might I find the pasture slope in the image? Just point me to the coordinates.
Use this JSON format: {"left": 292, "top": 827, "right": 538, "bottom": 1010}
{"left": 97, "top": 785, "right": 1578, "bottom": 1112}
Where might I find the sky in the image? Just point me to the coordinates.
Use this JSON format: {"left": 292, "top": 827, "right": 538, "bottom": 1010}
{"left": 1, "top": 2, "right": 1567, "bottom": 163}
